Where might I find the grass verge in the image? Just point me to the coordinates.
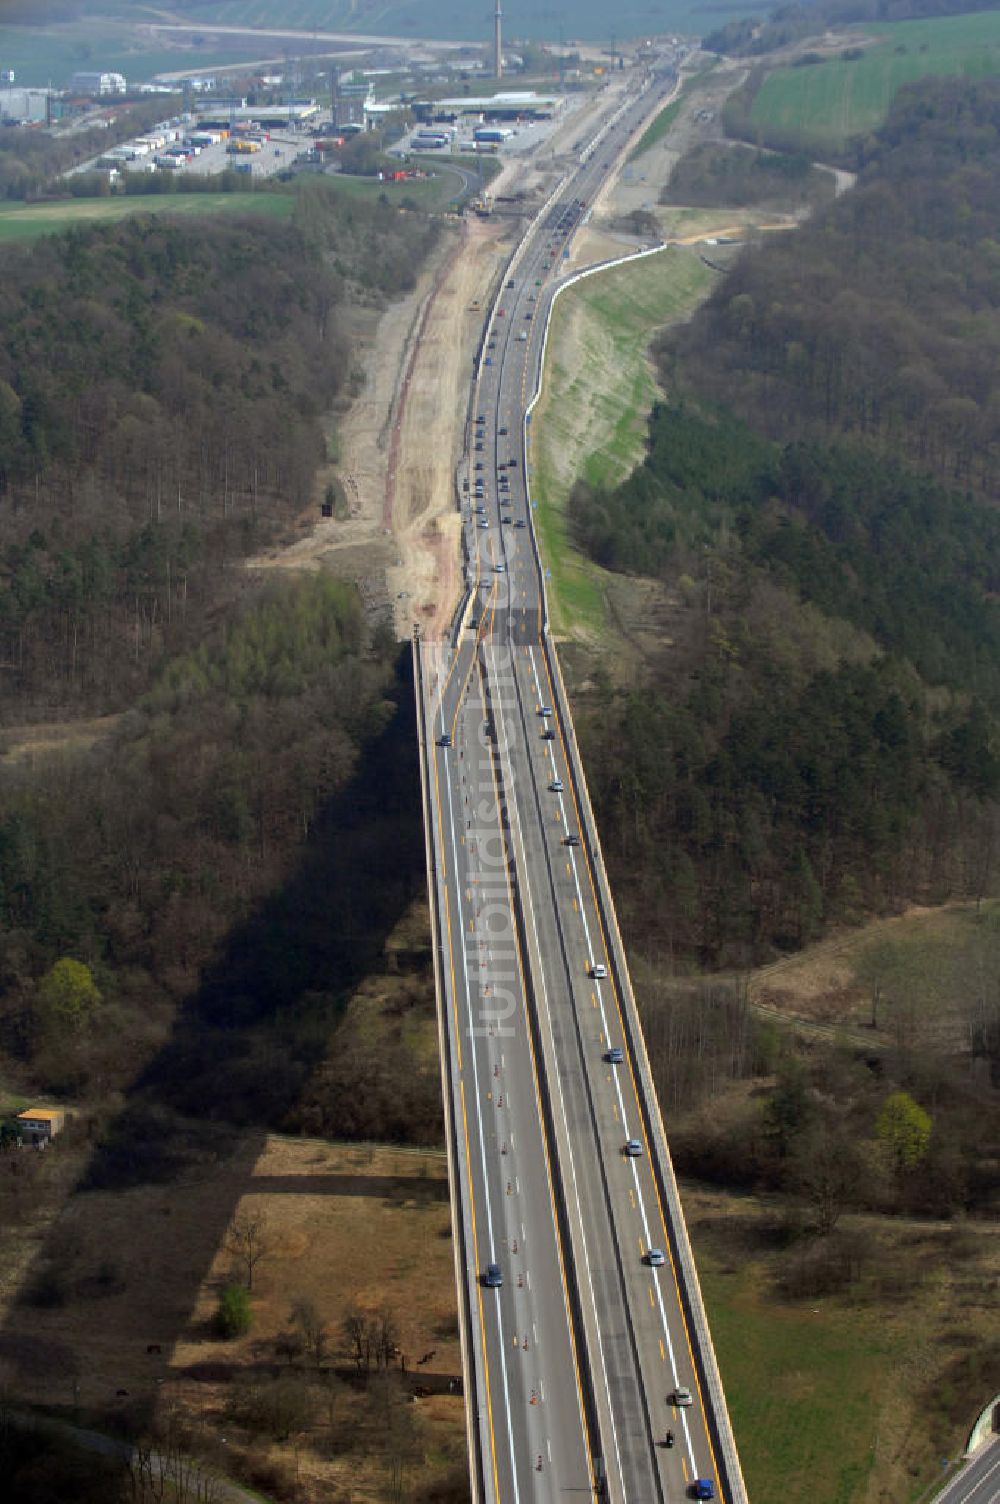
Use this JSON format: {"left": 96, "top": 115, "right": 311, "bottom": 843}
{"left": 629, "top": 98, "right": 684, "bottom": 161}
{"left": 750, "top": 11, "right": 1000, "bottom": 153}
{"left": 0, "top": 192, "right": 293, "bottom": 242}
{"left": 531, "top": 245, "right": 714, "bottom": 636}
{"left": 687, "top": 1185, "right": 998, "bottom": 1503}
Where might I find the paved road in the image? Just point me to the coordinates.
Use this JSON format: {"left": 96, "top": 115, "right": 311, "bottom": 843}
{"left": 415, "top": 59, "right": 746, "bottom": 1504}
{"left": 932, "top": 1439, "right": 1000, "bottom": 1504}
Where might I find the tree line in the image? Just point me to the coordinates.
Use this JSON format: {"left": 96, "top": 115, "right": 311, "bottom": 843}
{"left": 0, "top": 101, "right": 183, "bottom": 201}
{"left": 569, "top": 79, "right": 1000, "bottom": 980}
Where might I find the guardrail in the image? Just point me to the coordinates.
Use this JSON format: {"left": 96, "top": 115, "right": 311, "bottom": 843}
{"left": 517, "top": 133, "right": 750, "bottom": 1503}
{"left": 478, "top": 666, "right": 613, "bottom": 1499}
{"left": 544, "top": 636, "right": 749, "bottom": 1504}
{"left": 412, "top": 636, "right": 489, "bottom": 1504}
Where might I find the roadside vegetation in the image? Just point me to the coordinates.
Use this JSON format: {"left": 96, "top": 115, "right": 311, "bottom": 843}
{"left": 629, "top": 98, "right": 685, "bottom": 161}
{"left": 547, "top": 70, "right": 1000, "bottom": 1502}
{"left": 662, "top": 142, "right": 835, "bottom": 211}
{"left": 531, "top": 246, "right": 714, "bottom": 635}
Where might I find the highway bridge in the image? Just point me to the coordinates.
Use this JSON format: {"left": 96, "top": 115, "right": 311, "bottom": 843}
{"left": 413, "top": 67, "right": 748, "bottom": 1504}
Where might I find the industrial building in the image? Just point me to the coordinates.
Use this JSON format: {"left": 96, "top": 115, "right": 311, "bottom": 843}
{"left": 0, "top": 87, "right": 54, "bottom": 124}
{"left": 414, "top": 91, "right": 564, "bottom": 126}
{"left": 194, "top": 101, "right": 319, "bottom": 130}
{"left": 69, "top": 71, "right": 127, "bottom": 96}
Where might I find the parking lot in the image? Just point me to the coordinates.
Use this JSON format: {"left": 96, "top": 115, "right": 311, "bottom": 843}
{"left": 164, "top": 127, "right": 314, "bottom": 180}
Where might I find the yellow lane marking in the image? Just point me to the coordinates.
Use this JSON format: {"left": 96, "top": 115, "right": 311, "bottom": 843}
{"left": 536, "top": 639, "right": 730, "bottom": 1499}
{"left": 474, "top": 659, "right": 596, "bottom": 1484}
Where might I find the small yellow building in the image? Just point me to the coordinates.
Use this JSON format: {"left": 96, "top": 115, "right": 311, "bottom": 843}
{"left": 16, "top": 1107, "right": 65, "bottom": 1145}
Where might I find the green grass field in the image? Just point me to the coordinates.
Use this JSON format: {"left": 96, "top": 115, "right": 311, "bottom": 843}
{"left": 0, "top": 192, "right": 293, "bottom": 243}
{"left": 531, "top": 246, "right": 714, "bottom": 636}
{"left": 629, "top": 98, "right": 685, "bottom": 162}
{"left": 751, "top": 11, "right": 1000, "bottom": 152}
{"left": 699, "top": 1259, "right": 891, "bottom": 1501}
{"left": 688, "top": 1170, "right": 999, "bottom": 1502}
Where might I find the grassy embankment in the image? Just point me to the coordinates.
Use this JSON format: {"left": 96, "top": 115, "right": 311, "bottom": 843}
{"left": 750, "top": 10, "right": 1000, "bottom": 153}
{"left": 531, "top": 247, "right": 714, "bottom": 636}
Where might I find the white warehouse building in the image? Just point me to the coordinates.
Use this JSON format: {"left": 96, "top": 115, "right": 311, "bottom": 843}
{"left": 70, "top": 71, "right": 127, "bottom": 96}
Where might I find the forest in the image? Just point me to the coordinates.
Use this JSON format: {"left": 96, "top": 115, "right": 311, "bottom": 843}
{"left": 571, "top": 78, "right": 1000, "bottom": 990}
{"left": 0, "top": 184, "right": 439, "bottom": 714}
{"left": 670, "top": 77, "right": 1000, "bottom": 489}
{"left": 0, "top": 183, "right": 444, "bottom": 1133}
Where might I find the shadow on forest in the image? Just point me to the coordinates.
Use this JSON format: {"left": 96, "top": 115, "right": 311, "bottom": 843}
{"left": 0, "top": 648, "right": 430, "bottom": 1428}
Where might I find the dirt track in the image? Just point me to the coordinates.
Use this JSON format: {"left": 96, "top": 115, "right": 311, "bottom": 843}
{"left": 244, "top": 77, "right": 639, "bottom": 641}
{"left": 247, "top": 213, "right": 514, "bottom": 639}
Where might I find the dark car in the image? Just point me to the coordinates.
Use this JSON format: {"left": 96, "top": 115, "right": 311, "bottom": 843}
{"left": 691, "top": 1484, "right": 715, "bottom": 1501}
{"left": 436, "top": 733, "right": 452, "bottom": 748}
{"left": 483, "top": 1263, "right": 503, "bottom": 1288}
{"left": 605, "top": 1047, "right": 625, "bottom": 1065}
{"left": 563, "top": 833, "right": 581, "bottom": 847}
{"left": 541, "top": 728, "right": 556, "bottom": 741}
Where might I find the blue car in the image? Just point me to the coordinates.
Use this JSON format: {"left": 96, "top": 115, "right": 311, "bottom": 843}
{"left": 483, "top": 1263, "right": 503, "bottom": 1289}
{"left": 691, "top": 1483, "right": 715, "bottom": 1501}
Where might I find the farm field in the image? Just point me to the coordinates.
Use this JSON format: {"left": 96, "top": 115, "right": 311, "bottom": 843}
{"left": 0, "top": 20, "right": 259, "bottom": 89}
{"left": 750, "top": 10, "right": 1000, "bottom": 152}
{"left": 167, "top": 0, "right": 757, "bottom": 44}
{"left": 0, "top": 192, "right": 293, "bottom": 243}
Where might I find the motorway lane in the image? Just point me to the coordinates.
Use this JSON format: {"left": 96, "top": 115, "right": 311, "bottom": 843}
{"left": 932, "top": 1440, "right": 1000, "bottom": 1504}
{"left": 423, "top": 61, "right": 741, "bottom": 1504}
{"left": 516, "top": 638, "right": 724, "bottom": 1498}
{"left": 428, "top": 642, "right": 594, "bottom": 1500}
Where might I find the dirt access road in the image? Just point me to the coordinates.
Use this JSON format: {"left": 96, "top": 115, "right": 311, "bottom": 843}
{"left": 250, "top": 72, "right": 643, "bottom": 640}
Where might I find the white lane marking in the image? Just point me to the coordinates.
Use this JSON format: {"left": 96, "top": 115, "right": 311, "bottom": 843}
{"left": 440, "top": 714, "right": 522, "bottom": 1504}
{"left": 486, "top": 641, "right": 626, "bottom": 1502}
{"left": 526, "top": 645, "right": 702, "bottom": 1473}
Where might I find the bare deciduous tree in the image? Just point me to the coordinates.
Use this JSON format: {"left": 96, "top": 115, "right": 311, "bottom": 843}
{"left": 226, "top": 1210, "right": 270, "bottom": 1291}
